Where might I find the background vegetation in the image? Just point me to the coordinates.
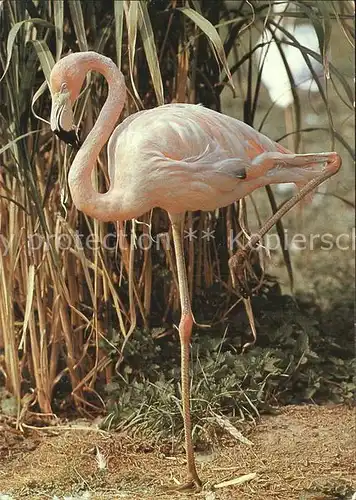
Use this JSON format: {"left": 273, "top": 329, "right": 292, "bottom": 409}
{"left": 0, "top": 0, "right": 354, "bottom": 438}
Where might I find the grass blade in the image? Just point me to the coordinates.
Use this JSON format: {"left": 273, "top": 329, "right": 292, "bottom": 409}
{"left": 29, "top": 39, "right": 55, "bottom": 85}
{"left": 53, "top": 0, "right": 64, "bottom": 61}
{"left": 179, "top": 6, "right": 234, "bottom": 88}
{"left": 138, "top": 1, "right": 164, "bottom": 106}
{"left": 114, "top": 0, "right": 125, "bottom": 69}
{"left": 21, "top": 264, "right": 35, "bottom": 344}
{"left": 68, "top": 0, "right": 88, "bottom": 52}
{"left": 0, "top": 18, "right": 54, "bottom": 81}
{"left": 125, "top": 0, "right": 143, "bottom": 107}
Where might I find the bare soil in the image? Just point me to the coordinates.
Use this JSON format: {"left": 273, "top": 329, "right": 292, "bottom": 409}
{"left": 0, "top": 405, "right": 355, "bottom": 500}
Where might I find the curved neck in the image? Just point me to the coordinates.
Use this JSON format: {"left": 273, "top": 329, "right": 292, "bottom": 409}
{"left": 68, "top": 53, "right": 126, "bottom": 221}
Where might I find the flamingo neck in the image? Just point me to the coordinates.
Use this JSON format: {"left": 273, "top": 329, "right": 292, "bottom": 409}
{"left": 68, "top": 53, "right": 127, "bottom": 222}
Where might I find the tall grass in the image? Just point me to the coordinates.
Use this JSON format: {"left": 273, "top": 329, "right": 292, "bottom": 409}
{"left": 0, "top": 0, "right": 354, "bottom": 419}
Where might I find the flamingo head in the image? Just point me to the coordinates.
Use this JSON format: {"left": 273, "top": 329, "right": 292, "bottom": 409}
{"left": 49, "top": 56, "right": 84, "bottom": 148}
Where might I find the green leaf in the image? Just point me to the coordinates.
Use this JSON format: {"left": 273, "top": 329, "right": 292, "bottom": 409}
{"left": 294, "top": 2, "right": 326, "bottom": 57}
{"left": 68, "top": 0, "right": 88, "bottom": 52}
{"left": 31, "top": 81, "right": 50, "bottom": 125}
{"left": 125, "top": 0, "right": 143, "bottom": 107}
{"left": 53, "top": 0, "right": 64, "bottom": 61}
{"left": 29, "top": 40, "right": 55, "bottom": 125}
{"left": 28, "top": 39, "right": 55, "bottom": 86}
{"left": 178, "top": 7, "right": 234, "bottom": 88}
{"left": 94, "top": 19, "right": 113, "bottom": 53}
{"left": 114, "top": 0, "right": 125, "bottom": 69}
{"left": 0, "top": 18, "right": 54, "bottom": 82}
{"left": 317, "top": 2, "right": 332, "bottom": 60}
{"left": 138, "top": 1, "right": 164, "bottom": 106}
{"left": 0, "top": 131, "right": 40, "bottom": 156}
{"left": 295, "top": 1, "right": 333, "bottom": 60}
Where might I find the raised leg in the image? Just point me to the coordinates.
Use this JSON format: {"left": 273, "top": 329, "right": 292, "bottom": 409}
{"left": 169, "top": 212, "right": 202, "bottom": 491}
{"left": 249, "top": 151, "right": 341, "bottom": 249}
{"left": 230, "top": 151, "right": 341, "bottom": 296}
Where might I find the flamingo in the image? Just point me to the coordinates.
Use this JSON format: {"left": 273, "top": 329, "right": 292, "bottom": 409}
{"left": 49, "top": 51, "right": 341, "bottom": 490}
{"left": 256, "top": 1, "right": 326, "bottom": 196}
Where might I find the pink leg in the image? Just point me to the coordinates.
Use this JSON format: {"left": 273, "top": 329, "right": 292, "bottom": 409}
{"left": 169, "top": 212, "right": 202, "bottom": 491}
{"left": 229, "top": 151, "right": 341, "bottom": 295}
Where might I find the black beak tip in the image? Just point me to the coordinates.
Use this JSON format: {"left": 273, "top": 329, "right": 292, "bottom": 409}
{"left": 54, "top": 128, "right": 81, "bottom": 149}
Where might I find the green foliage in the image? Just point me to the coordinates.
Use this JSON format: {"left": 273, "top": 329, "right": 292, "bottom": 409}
{"left": 101, "top": 281, "right": 354, "bottom": 440}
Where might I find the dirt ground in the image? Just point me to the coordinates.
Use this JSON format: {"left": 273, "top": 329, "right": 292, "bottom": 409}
{"left": 0, "top": 405, "right": 355, "bottom": 500}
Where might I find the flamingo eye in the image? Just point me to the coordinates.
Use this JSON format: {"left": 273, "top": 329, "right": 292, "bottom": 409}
{"left": 60, "top": 82, "right": 68, "bottom": 92}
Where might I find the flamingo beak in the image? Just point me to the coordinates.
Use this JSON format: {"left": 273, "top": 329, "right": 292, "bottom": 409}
{"left": 50, "top": 91, "right": 81, "bottom": 148}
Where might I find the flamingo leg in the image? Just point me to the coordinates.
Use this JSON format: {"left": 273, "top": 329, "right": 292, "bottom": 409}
{"left": 229, "top": 151, "right": 341, "bottom": 295}
{"left": 169, "top": 212, "right": 202, "bottom": 491}
{"left": 249, "top": 151, "right": 341, "bottom": 248}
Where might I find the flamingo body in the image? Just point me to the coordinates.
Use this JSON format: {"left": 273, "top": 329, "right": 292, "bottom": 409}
{"left": 50, "top": 52, "right": 327, "bottom": 223}
{"left": 105, "top": 103, "right": 296, "bottom": 216}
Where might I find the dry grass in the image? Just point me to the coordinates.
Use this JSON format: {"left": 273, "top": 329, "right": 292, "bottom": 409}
{"left": 0, "top": 405, "right": 355, "bottom": 499}
{"left": 0, "top": 0, "right": 354, "bottom": 420}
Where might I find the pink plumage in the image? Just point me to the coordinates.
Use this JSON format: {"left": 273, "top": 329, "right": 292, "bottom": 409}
{"left": 49, "top": 51, "right": 341, "bottom": 490}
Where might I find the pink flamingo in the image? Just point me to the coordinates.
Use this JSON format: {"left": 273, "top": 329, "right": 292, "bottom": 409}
{"left": 49, "top": 51, "right": 341, "bottom": 490}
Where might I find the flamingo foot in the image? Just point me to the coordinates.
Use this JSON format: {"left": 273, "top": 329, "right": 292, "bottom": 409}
{"left": 228, "top": 248, "right": 251, "bottom": 298}
{"left": 165, "top": 470, "right": 202, "bottom": 493}
{"left": 173, "top": 475, "right": 203, "bottom": 492}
